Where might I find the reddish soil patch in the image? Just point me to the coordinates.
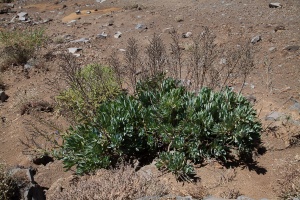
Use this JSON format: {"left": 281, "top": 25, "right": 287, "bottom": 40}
{"left": 0, "top": 0, "right": 299, "bottom": 199}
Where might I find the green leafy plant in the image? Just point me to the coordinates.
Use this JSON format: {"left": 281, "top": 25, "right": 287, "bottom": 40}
{"left": 156, "top": 152, "right": 195, "bottom": 181}
{"left": 57, "top": 75, "right": 262, "bottom": 180}
{"left": 56, "top": 64, "right": 120, "bottom": 123}
{"left": 0, "top": 28, "right": 46, "bottom": 71}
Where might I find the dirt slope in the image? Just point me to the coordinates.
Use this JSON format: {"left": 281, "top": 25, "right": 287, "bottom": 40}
{"left": 0, "top": 0, "right": 299, "bottom": 199}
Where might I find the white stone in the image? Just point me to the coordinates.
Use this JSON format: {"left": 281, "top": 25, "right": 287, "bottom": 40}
{"left": 68, "top": 47, "right": 82, "bottom": 54}
{"left": 114, "top": 31, "right": 122, "bottom": 38}
{"left": 269, "top": 3, "right": 282, "bottom": 8}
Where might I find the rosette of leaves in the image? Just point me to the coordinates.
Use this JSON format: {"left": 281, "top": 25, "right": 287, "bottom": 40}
{"left": 58, "top": 74, "right": 262, "bottom": 179}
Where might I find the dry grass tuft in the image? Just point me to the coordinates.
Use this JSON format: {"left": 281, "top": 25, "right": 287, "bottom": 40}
{"left": 47, "top": 165, "right": 169, "bottom": 200}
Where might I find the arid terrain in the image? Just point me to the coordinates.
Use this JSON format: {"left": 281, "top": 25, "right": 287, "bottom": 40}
{"left": 0, "top": 0, "right": 300, "bottom": 199}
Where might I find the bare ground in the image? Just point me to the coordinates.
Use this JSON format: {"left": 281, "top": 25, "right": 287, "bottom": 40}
{"left": 0, "top": 0, "right": 300, "bottom": 199}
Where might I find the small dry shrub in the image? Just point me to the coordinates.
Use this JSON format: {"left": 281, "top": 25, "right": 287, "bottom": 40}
{"left": 20, "top": 112, "right": 64, "bottom": 160}
{"left": 0, "top": 163, "right": 20, "bottom": 200}
{"left": 277, "top": 163, "right": 300, "bottom": 199}
{"left": 0, "top": 28, "right": 46, "bottom": 71}
{"left": 14, "top": 87, "right": 39, "bottom": 112}
{"left": 48, "top": 165, "right": 169, "bottom": 200}
{"left": 109, "top": 27, "right": 255, "bottom": 93}
{"left": 220, "top": 188, "right": 242, "bottom": 199}
{"left": 20, "top": 100, "right": 53, "bottom": 115}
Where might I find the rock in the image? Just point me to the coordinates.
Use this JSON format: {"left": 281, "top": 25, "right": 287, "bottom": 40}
{"left": 86, "top": 10, "right": 91, "bottom": 14}
{"left": 42, "top": 18, "right": 53, "bottom": 23}
{"left": 73, "top": 54, "right": 81, "bottom": 57}
{"left": 136, "top": 196, "right": 160, "bottom": 200}
{"left": 269, "top": 47, "right": 276, "bottom": 52}
{"left": 237, "top": 196, "right": 254, "bottom": 200}
{"left": 97, "top": 32, "right": 108, "bottom": 39}
{"left": 96, "top": 0, "right": 106, "bottom": 2}
{"left": 284, "top": 45, "right": 299, "bottom": 52}
{"left": 46, "top": 178, "right": 65, "bottom": 198}
{"left": 25, "top": 58, "right": 37, "bottom": 68}
{"left": 114, "top": 31, "right": 122, "bottom": 38}
{"left": 17, "top": 12, "right": 28, "bottom": 17}
{"left": 17, "top": 12, "right": 28, "bottom": 21}
{"left": 175, "top": 15, "right": 184, "bottom": 22}
{"left": 163, "top": 27, "right": 175, "bottom": 34}
{"left": 68, "top": 47, "right": 82, "bottom": 54}
{"left": 10, "top": 166, "right": 45, "bottom": 200}
{"left": 290, "top": 102, "right": 300, "bottom": 113}
{"left": 274, "top": 25, "right": 285, "bottom": 32}
{"left": 75, "top": 10, "right": 81, "bottom": 15}
{"left": 295, "top": 154, "right": 300, "bottom": 161}
{"left": 251, "top": 35, "right": 261, "bottom": 44}
{"left": 265, "top": 111, "right": 283, "bottom": 121}
{"left": 5, "top": 3, "right": 14, "bottom": 8}
{"left": 176, "top": 196, "right": 193, "bottom": 200}
{"left": 0, "top": 90, "right": 9, "bottom": 102}
{"left": 246, "top": 94, "right": 256, "bottom": 104}
{"left": 67, "top": 19, "right": 77, "bottom": 24}
{"left": 136, "top": 23, "right": 147, "bottom": 30}
{"left": 203, "top": 196, "right": 229, "bottom": 200}
{"left": 10, "top": 15, "right": 17, "bottom": 23}
{"left": 108, "top": 19, "right": 114, "bottom": 26}
{"left": 10, "top": 167, "right": 35, "bottom": 183}
{"left": 180, "top": 79, "right": 192, "bottom": 87}
{"left": 182, "top": 32, "right": 192, "bottom": 38}
{"left": 71, "top": 38, "right": 90, "bottom": 43}
{"left": 24, "top": 63, "right": 34, "bottom": 69}
{"left": 219, "top": 58, "right": 227, "bottom": 65}
{"left": 269, "top": 3, "right": 282, "bottom": 8}
{"left": 137, "top": 195, "right": 178, "bottom": 200}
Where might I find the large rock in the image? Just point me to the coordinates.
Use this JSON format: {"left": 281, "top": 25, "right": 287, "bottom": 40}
{"left": 10, "top": 167, "right": 46, "bottom": 200}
